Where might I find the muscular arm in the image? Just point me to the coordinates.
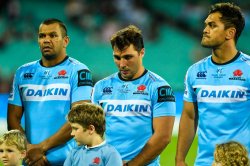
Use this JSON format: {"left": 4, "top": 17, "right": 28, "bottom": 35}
{"left": 39, "top": 100, "right": 91, "bottom": 152}
{"left": 7, "top": 104, "right": 25, "bottom": 133}
{"left": 16, "top": 100, "right": 90, "bottom": 165}
{"left": 128, "top": 116, "right": 175, "bottom": 166}
{"left": 175, "top": 101, "right": 198, "bottom": 166}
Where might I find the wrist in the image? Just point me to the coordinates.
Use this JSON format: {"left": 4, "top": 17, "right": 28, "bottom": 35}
{"left": 39, "top": 142, "right": 48, "bottom": 154}
{"left": 123, "top": 163, "right": 129, "bottom": 166}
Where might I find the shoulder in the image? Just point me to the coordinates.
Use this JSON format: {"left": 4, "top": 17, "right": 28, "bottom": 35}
{"left": 94, "top": 73, "right": 118, "bottom": 87}
{"left": 190, "top": 55, "right": 210, "bottom": 69}
{"left": 186, "top": 55, "right": 211, "bottom": 75}
{"left": 67, "top": 57, "right": 90, "bottom": 70}
{"left": 68, "top": 146, "right": 83, "bottom": 156}
{"left": 15, "top": 60, "right": 39, "bottom": 75}
{"left": 146, "top": 70, "right": 171, "bottom": 87}
{"left": 17, "top": 60, "right": 38, "bottom": 70}
{"left": 101, "top": 143, "right": 120, "bottom": 154}
{"left": 239, "top": 52, "right": 250, "bottom": 65}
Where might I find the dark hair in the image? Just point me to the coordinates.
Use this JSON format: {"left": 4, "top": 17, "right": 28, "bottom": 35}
{"left": 110, "top": 25, "right": 144, "bottom": 52}
{"left": 41, "top": 18, "right": 68, "bottom": 37}
{"left": 67, "top": 103, "right": 105, "bottom": 137}
{"left": 208, "top": 2, "right": 245, "bottom": 42}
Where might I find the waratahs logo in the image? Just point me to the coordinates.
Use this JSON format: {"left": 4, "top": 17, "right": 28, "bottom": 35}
{"left": 233, "top": 69, "right": 243, "bottom": 76}
{"left": 229, "top": 69, "right": 245, "bottom": 81}
{"left": 133, "top": 84, "right": 148, "bottom": 95}
{"left": 54, "top": 69, "right": 68, "bottom": 79}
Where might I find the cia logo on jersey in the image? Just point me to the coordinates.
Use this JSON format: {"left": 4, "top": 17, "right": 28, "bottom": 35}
{"left": 157, "top": 86, "right": 175, "bottom": 102}
{"left": 78, "top": 69, "right": 93, "bottom": 86}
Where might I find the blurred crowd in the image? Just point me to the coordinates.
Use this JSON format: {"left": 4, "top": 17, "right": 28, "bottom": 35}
{"left": 0, "top": 0, "right": 250, "bottom": 93}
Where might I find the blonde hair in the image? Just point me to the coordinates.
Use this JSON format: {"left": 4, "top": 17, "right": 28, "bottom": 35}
{"left": 214, "top": 141, "right": 249, "bottom": 166}
{"left": 0, "top": 130, "right": 27, "bottom": 151}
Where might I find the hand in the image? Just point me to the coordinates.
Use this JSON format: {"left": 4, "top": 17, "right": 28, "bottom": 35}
{"left": 31, "top": 156, "right": 50, "bottom": 166}
{"left": 176, "top": 161, "right": 188, "bottom": 166}
{"left": 25, "top": 144, "right": 45, "bottom": 166}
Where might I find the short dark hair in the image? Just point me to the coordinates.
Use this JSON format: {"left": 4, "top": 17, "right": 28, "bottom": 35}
{"left": 110, "top": 25, "right": 144, "bottom": 52}
{"left": 67, "top": 103, "right": 105, "bottom": 137}
{"left": 208, "top": 2, "right": 245, "bottom": 42}
{"left": 40, "top": 18, "right": 68, "bottom": 37}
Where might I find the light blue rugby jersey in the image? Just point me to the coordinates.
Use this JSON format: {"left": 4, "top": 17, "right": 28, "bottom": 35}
{"left": 64, "top": 141, "right": 123, "bottom": 166}
{"left": 8, "top": 56, "right": 93, "bottom": 165}
{"left": 184, "top": 52, "right": 250, "bottom": 166}
{"left": 92, "top": 70, "right": 176, "bottom": 166}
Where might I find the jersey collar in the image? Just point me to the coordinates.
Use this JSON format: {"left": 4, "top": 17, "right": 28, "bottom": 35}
{"left": 39, "top": 56, "right": 69, "bottom": 67}
{"left": 211, "top": 51, "right": 240, "bottom": 65}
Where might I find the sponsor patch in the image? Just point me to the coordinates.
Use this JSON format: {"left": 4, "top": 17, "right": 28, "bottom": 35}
{"left": 23, "top": 73, "right": 34, "bottom": 79}
{"left": 99, "top": 99, "right": 151, "bottom": 117}
{"left": 77, "top": 69, "right": 93, "bottom": 87}
{"left": 157, "top": 86, "right": 175, "bottom": 102}
{"left": 102, "top": 87, "right": 113, "bottom": 95}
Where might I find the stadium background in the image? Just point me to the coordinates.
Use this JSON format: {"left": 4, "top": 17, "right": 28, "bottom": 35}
{"left": 0, "top": 0, "right": 249, "bottom": 165}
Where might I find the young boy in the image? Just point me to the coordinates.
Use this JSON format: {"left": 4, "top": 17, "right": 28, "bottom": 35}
{"left": 64, "top": 103, "right": 122, "bottom": 166}
{"left": 0, "top": 130, "right": 27, "bottom": 166}
{"left": 213, "top": 141, "right": 249, "bottom": 166}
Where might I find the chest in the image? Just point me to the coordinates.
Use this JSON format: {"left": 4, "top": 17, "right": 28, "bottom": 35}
{"left": 100, "top": 82, "right": 152, "bottom": 101}
{"left": 19, "top": 67, "right": 71, "bottom": 85}
{"left": 193, "top": 66, "right": 249, "bottom": 87}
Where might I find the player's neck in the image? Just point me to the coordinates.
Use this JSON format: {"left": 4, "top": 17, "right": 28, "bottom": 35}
{"left": 212, "top": 46, "right": 238, "bottom": 64}
{"left": 133, "top": 66, "right": 145, "bottom": 80}
{"left": 87, "top": 135, "right": 104, "bottom": 148}
{"left": 41, "top": 54, "right": 67, "bottom": 67}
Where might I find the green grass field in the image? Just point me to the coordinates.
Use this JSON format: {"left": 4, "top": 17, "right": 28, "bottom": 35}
{"left": 160, "top": 136, "right": 198, "bottom": 165}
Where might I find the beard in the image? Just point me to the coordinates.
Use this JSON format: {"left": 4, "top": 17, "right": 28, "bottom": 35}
{"left": 201, "top": 42, "right": 213, "bottom": 48}
{"left": 42, "top": 53, "right": 57, "bottom": 60}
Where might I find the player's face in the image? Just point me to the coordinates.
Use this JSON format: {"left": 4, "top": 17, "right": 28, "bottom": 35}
{"left": 70, "top": 123, "right": 90, "bottom": 146}
{"left": 0, "top": 143, "right": 25, "bottom": 166}
{"left": 38, "top": 23, "right": 69, "bottom": 60}
{"left": 113, "top": 44, "right": 144, "bottom": 80}
{"left": 201, "top": 12, "right": 227, "bottom": 48}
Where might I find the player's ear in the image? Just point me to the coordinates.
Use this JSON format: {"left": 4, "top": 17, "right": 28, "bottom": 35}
{"left": 140, "top": 48, "right": 145, "bottom": 58}
{"left": 88, "top": 125, "right": 95, "bottom": 135}
{"left": 225, "top": 27, "right": 236, "bottom": 40}
{"left": 63, "top": 36, "right": 70, "bottom": 48}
